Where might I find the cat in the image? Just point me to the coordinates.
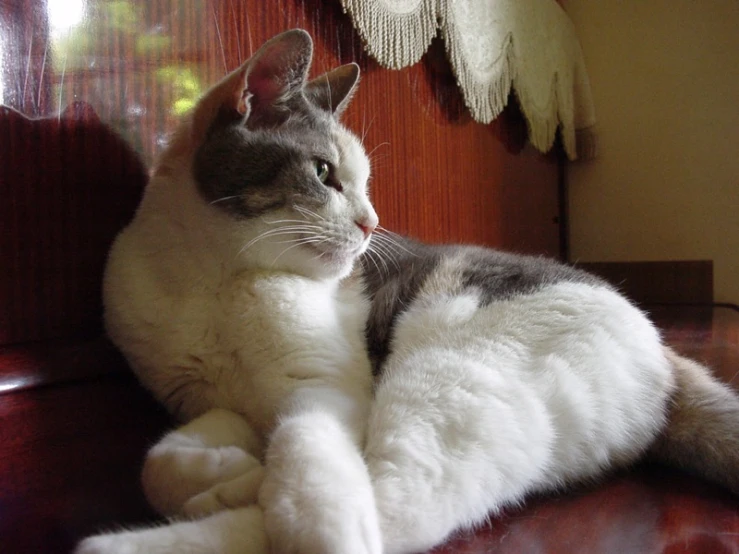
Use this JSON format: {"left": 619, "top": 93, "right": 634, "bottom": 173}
{"left": 77, "top": 29, "right": 739, "bottom": 554}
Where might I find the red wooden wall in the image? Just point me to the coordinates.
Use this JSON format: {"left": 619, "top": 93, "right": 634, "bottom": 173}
{"left": 0, "top": 0, "right": 561, "bottom": 349}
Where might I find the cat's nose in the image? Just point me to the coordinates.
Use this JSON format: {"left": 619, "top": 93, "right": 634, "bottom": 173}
{"left": 355, "top": 218, "right": 377, "bottom": 238}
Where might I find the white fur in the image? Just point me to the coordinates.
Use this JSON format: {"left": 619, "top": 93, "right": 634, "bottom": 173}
{"left": 77, "top": 506, "right": 267, "bottom": 554}
{"left": 366, "top": 282, "right": 674, "bottom": 553}
{"left": 80, "top": 119, "right": 382, "bottom": 553}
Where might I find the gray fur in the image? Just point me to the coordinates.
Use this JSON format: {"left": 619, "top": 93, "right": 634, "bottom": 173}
{"left": 361, "top": 238, "right": 444, "bottom": 373}
{"left": 194, "top": 101, "right": 339, "bottom": 219}
{"left": 361, "top": 236, "right": 606, "bottom": 374}
{"left": 193, "top": 34, "right": 359, "bottom": 220}
{"left": 458, "top": 247, "right": 605, "bottom": 307}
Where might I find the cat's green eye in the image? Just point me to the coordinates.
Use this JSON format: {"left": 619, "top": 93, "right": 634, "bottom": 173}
{"left": 315, "top": 161, "right": 330, "bottom": 183}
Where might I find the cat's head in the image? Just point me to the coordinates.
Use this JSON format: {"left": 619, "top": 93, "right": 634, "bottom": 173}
{"left": 166, "top": 30, "right": 377, "bottom": 281}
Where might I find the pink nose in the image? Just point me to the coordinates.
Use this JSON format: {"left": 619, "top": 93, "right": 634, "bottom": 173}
{"left": 355, "top": 219, "right": 376, "bottom": 238}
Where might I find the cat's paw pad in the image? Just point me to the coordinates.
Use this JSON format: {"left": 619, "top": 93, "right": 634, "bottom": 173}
{"left": 143, "top": 442, "right": 262, "bottom": 515}
{"left": 182, "top": 465, "right": 266, "bottom": 517}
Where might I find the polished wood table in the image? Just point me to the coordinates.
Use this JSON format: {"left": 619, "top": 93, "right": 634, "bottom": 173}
{"left": 1, "top": 305, "right": 737, "bottom": 554}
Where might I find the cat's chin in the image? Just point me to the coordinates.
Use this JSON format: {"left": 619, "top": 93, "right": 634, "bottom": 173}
{"left": 302, "top": 243, "right": 365, "bottom": 280}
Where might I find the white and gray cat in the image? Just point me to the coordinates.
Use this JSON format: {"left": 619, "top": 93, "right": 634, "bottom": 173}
{"left": 78, "top": 29, "right": 739, "bottom": 554}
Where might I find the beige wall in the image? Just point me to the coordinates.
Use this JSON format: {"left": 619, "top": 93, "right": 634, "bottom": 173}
{"left": 564, "top": 0, "right": 739, "bottom": 304}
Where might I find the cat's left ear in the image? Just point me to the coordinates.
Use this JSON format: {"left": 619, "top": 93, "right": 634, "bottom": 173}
{"left": 191, "top": 29, "right": 313, "bottom": 138}
{"left": 305, "top": 63, "right": 360, "bottom": 117}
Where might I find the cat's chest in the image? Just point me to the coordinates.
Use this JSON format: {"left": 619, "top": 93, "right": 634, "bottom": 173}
{"left": 216, "top": 272, "right": 368, "bottom": 362}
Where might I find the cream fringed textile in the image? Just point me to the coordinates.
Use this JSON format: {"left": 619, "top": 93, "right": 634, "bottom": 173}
{"left": 340, "top": 0, "right": 597, "bottom": 160}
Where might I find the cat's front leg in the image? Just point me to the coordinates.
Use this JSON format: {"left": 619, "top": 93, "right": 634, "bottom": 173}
{"left": 75, "top": 506, "right": 267, "bottom": 554}
{"left": 259, "top": 391, "right": 382, "bottom": 554}
{"left": 142, "top": 408, "right": 265, "bottom": 517}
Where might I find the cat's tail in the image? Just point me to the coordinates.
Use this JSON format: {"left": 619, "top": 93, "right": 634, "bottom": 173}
{"left": 649, "top": 347, "right": 739, "bottom": 494}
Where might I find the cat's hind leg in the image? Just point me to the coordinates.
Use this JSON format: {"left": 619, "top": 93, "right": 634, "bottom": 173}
{"left": 365, "top": 351, "right": 555, "bottom": 554}
{"left": 142, "top": 408, "right": 265, "bottom": 517}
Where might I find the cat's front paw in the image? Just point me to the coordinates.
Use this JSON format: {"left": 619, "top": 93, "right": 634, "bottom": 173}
{"left": 260, "top": 417, "right": 382, "bottom": 554}
{"left": 143, "top": 440, "right": 262, "bottom": 516}
{"left": 75, "top": 506, "right": 269, "bottom": 554}
{"left": 75, "top": 532, "right": 148, "bottom": 554}
{"left": 182, "top": 464, "right": 266, "bottom": 517}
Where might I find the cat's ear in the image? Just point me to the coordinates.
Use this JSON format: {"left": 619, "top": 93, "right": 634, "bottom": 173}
{"left": 192, "top": 29, "right": 313, "bottom": 138}
{"left": 305, "top": 63, "right": 360, "bottom": 117}
{"left": 244, "top": 29, "right": 314, "bottom": 117}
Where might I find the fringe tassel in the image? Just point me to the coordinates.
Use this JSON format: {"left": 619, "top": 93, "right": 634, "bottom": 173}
{"left": 440, "top": 22, "right": 516, "bottom": 125}
{"left": 340, "top": 0, "right": 439, "bottom": 70}
{"left": 340, "top": 0, "right": 597, "bottom": 162}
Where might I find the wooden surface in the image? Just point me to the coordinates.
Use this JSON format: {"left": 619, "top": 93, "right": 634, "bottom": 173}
{"left": 580, "top": 261, "right": 714, "bottom": 306}
{"left": 0, "top": 373, "right": 171, "bottom": 552}
{"left": 1, "top": 306, "right": 737, "bottom": 554}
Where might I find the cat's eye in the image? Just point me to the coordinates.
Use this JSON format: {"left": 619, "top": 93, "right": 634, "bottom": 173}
{"left": 315, "top": 160, "right": 343, "bottom": 192}
{"left": 315, "top": 161, "right": 330, "bottom": 183}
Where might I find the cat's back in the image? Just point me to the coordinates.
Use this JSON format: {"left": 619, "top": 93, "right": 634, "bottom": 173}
{"left": 361, "top": 237, "right": 607, "bottom": 370}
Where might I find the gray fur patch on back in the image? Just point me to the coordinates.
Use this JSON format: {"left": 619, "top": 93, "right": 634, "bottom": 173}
{"left": 457, "top": 247, "right": 605, "bottom": 307}
{"left": 361, "top": 238, "right": 444, "bottom": 374}
{"left": 360, "top": 236, "right": 607, "bottom": 374}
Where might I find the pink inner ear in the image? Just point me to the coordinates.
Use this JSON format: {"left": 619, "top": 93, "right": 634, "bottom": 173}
{"left": 245, "top": 39, "right": 310, "bottom": 108}
{"left": 247, "top": 67, "right": 286, "bottom": 106}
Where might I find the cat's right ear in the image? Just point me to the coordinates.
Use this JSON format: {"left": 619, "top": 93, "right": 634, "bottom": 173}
{"left": 191, "top": 29, "right": 313, "bottom": 139}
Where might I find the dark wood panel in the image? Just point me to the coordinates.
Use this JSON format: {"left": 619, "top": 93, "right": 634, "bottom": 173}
{"left": 580, "top": 260, "right": 714, "bottom": 305}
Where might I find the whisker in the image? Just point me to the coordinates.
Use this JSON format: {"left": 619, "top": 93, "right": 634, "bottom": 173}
{"left": 212, "top": 6, "right": 227, "bottom": 72}
{"left": 270, "top": 241, "right": 313, "bottom": 267}
{"left": 210, "top": 195, "right": 244, "bottom": 206}
{"left": 375, "top": 227, "right": 419, "bottom": 257}
{"left": 367, "top": 141, "right": 391, "bottom": 158}
{"left": 293, "top": 205, "right": 326, "bottom": 222}
{"left": 376, "top": 225, "right": 401, "bottom": 236}
{"left": 261, "top": 218, "right": 324, "bottom": 228}
{"left": 374, "top": 238, "right": 414, "bottom": 263}
{"left": 254, "top": 226, "right": 325, "bottom": 235}
{"left": 366, "top": 244, "right": 390, "bottom": 275}
{"left": 369, "top": 240, "right": 401, "bottom": 271}
{"left": 360, "top": 113, "right": 376, "bottom": 146}
{"left": 326, "top": 73, "right": 333, "bottom": 113}
{"left": 362, "top": 248, "right": 384, "bottom": 277}
{"left": 274, "top": 236, "right": 328, "bottom": 246}
{"left": 271, "top": 236, "right": 333, "bottom": 268}
{"left": 228, "top": 0, "right": 242, "bottom": 64}
{"left": 237, "top": 227, "right": 323, "bottom": 257}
